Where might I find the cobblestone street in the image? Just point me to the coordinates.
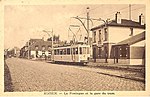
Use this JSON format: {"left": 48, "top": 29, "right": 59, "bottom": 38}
{"left": 5, "top": 58, "right": 145, "bottom": 91}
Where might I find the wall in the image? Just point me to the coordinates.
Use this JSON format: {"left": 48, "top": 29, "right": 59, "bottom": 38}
{"left": 108, "top": 26, "right": 145, "bottom": 43}
{"left": 130, "top": 47, "right": 145, "bottom": 59}
{"left": 92, "top": 27, "right": 105, "bottom": 45}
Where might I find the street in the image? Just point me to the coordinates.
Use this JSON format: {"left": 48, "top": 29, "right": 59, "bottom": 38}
{"left": 5, "top": 58, "right": 144, "bottom": 91}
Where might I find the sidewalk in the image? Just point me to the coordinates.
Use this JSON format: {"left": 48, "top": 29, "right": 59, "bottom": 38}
{"left": 86, "top": 62, "right": 145, "bottom": 83}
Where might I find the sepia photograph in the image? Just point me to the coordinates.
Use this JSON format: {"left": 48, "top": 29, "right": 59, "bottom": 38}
{"left": 1, "top": 0, "right": 150, "bottom": 96}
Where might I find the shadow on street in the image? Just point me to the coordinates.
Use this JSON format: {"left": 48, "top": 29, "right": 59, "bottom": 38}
{"left": 4, "top": 59, "right": 14, "bottom": 92}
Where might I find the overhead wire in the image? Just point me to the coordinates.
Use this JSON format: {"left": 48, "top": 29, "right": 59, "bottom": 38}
{"left": 51, "top": 4, "right": 145, "bottom": 41}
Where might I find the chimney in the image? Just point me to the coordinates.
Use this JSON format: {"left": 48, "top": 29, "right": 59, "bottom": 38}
{"left": 115, "top": 12, "right": 118, "bottom": 22}
{"left": 139, "top": 14, "right": 145, "bottom": 25}
{"left": 115, "top": 12, "right": 121, "bottom": 24}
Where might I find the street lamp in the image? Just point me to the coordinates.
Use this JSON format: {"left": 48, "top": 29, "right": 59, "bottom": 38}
{"left": 43, "top": 29, "right": 54, "bottom": 61}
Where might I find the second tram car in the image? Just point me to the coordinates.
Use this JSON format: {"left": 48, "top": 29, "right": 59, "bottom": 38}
{"left": 53, "top": 44, "right": 90, "bottom": 64}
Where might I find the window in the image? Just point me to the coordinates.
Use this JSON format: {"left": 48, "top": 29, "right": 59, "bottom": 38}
{"left": 98, "top": 47, "right": 101, "bottom": 58}
{"left": 82, "top": 47, "right": 86, "bottom": 54}
{"left": 73, "top": 48, "right": 76, "bottom": 54}
{"left": 98, "top": 30, "right": 101, "bottom": 43}
{"left": 67, "top": 48, "right": 70, "bottom": 55}
{"left": 48, "top": 45, "right": 51, "bottom": 50}
{"left": 104, "top": 46, "right": 108, "bottom": 57}
{"left": 63, "top": 49, "right": 66, "bottom": 55}
{"left": 42, "top": 45, "right": 45, "bottom": 51}
{"left": 93, "top": 31, "right": 96, "bottom": 43}
{"left": 54, "top": 50, "right": 57, "bottom": 55}
{"left": 76, "top": 47, "right": 78, "bottom": 54}
{"left": 129, "top": 28, "right": 133, "bottom": 36}
{"left": 55, "top": 49, "right": 59, "bottom": 55}
{"left": 120, "top": 46, "right": 128, "bottom": 58}
{"left": 80, "top": 47, "right": 82, "bottom": 54}
{"left": 42, "top": 51, "right": 45, "bottom": 55}
{"left": 104, "top": 28, "right": 108, "bottom": 41}
{"left": 35, "top": 45, "right": 39, "bottom": 50}
{"left": 59, "top": 49, "right": 63, "bottom": 55}
{"left": 87, "top": 47, "right": 89, "bottom": 54}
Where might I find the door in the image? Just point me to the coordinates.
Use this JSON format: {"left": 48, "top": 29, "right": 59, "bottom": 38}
{"left": 93, "top": 47, "right": 96, "bottom": 62}
{"left": 115, "top": 47, "right": 119, "bottom": 63}
{"left": 71, "top": 48, "right": 75, "bottom": 62}
{"left": 36, "top": 51, "right": 38, "bottom": 58}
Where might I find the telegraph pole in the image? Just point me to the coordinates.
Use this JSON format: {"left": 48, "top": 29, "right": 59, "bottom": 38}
{"left": 43, "top": 29, "right": 54, "bottom": 61}
{"left": 72, "top": 7, "right": 106, "bottom": 45}
{"left": 129, "top": 4, "right": 131, "bottom": 20}
{"left": 87, "top": 7, "right": 90, "bottom": 45}
{"left": 72, "top": 7, "right": 108, "bottom": 60}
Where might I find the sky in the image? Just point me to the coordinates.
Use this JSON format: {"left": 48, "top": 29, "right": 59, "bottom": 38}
{"left": 4, "top": 4, "right": 145, "bottom": 49}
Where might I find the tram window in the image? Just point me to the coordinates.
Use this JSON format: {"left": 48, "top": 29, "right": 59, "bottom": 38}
{"left": 63, "top": 49, "right": 66, "bottom": 55}
{"left": 87, "top": 47, "right": 89, "bottom": 54}
{"left": 71, "top": 48, "right": 72, "bottom": 54}
{"left": 80, "top": 47, "right": 82, "bottom": 54}
{"left": 56, "top": 49, "right": 59, "bottom": 55}
{"left": 76, "top": 47, "right": 78, "bottom": 54}
{"left": 60, "top": 50, "right": 63, "bottom": 55}
{"left": 54, "top": 50, "right": 56, "bottom": 55}
{"left": 67, "top": 48, "right": 70, "bottom": 55}
{"left": 73, "top": 48, "right": 76, "bottom": 54}
{"left": 83, "top": 47, "right": 86, "bottom": 54}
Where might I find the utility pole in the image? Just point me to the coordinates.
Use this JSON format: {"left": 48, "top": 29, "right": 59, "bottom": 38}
{"left": 72, "top": 7, "right": 108, "bottom": 61}
{"left": 87, "top": 7, "right": 90, "bottom": 45}
{"left": 72, "top": 8, "right": 107, "bottom": 45}
{"left": 129, "top": 4, "right": 131, "bottom": 20}
{"left": 43, "top": 29, "right": 54, "bottom": 61}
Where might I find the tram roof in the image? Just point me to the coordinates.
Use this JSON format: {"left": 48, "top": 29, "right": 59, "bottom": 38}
{"left": 54, "top": 44, "right": 90, "bottom": 48}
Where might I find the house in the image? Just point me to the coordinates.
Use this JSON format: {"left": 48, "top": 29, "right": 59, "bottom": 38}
{"left": 6, "top": 47, "right": 20, "bottom": 58}
{"left": 27, "top": 39, "right": 52, "bottom": 60}
{"left": 20, "top": 46, "right": 28, "bottom": 58}
{"left": 91, "top": 12, "right": 145, "bottom": 65}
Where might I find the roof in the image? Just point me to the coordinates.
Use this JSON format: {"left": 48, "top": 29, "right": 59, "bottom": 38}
{"left": 30, "top": 40, "right": 52, "bottom": 50}
{"left": 29, "top": 39, "right": 43, "bottom": 44}
{"left": 14, "top": 47, "right": 20, "bottom": 50}
{"left": 91, "top": 19, "right": 145, "bottom": 31}
{"left": 117, "top": 31, "right": 145, "bottom": 45}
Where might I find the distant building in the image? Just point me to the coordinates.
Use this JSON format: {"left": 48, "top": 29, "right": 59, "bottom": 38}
{"left": 29, "top": 39, "right": 52, "bottom": 60}
{"left": 20, "top": 39, "right": 52, "bottom": 60}
{"left": 4, "top": 49, "right": 8, "bottom": 59}
{"left": 20, "top": 46, "right": 28, "bottom": 58}
{"left": 7, "top": 47, "right": 20, "bottom": 58}
{"left": 91, "top": 12, "right": 145, "bottom": 65}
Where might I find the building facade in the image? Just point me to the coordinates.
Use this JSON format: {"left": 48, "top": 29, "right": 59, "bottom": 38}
{"left": 20, "top": 39, "right": 52, "bottom": 60}
{"left": 91, "top": 13, "right": 145, "bottom": 65}
{"left": 6, "top": 47, "right": 20, "bottom": 58}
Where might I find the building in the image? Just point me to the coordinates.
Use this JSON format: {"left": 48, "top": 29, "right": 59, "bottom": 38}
{"left": 6, "top": 47, "right": 20, "bottom": 58}
{"left": 91, "top": 12, "right": 145, "bottom": 65}
{"left": 20, "top": 39, "right": 52, "bottom": 60}
{"left": 29, "top": 39, "right": 52, "bottom": 60}
{"left": 20, "top": 46, "right": 28, "bottom": 58}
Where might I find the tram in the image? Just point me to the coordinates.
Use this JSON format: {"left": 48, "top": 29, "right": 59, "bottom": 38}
{"left": 53, "top": 44, "right": 90, "bottom": 64}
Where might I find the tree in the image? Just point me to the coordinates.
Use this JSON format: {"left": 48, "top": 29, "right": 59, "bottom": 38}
{"left": 47, "top": 34, "right": 60, "bottom": 42}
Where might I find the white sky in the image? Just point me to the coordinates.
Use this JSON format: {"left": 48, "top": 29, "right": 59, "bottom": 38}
{"left": 4, "top": 4, "right": 145, "bottom": 49}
